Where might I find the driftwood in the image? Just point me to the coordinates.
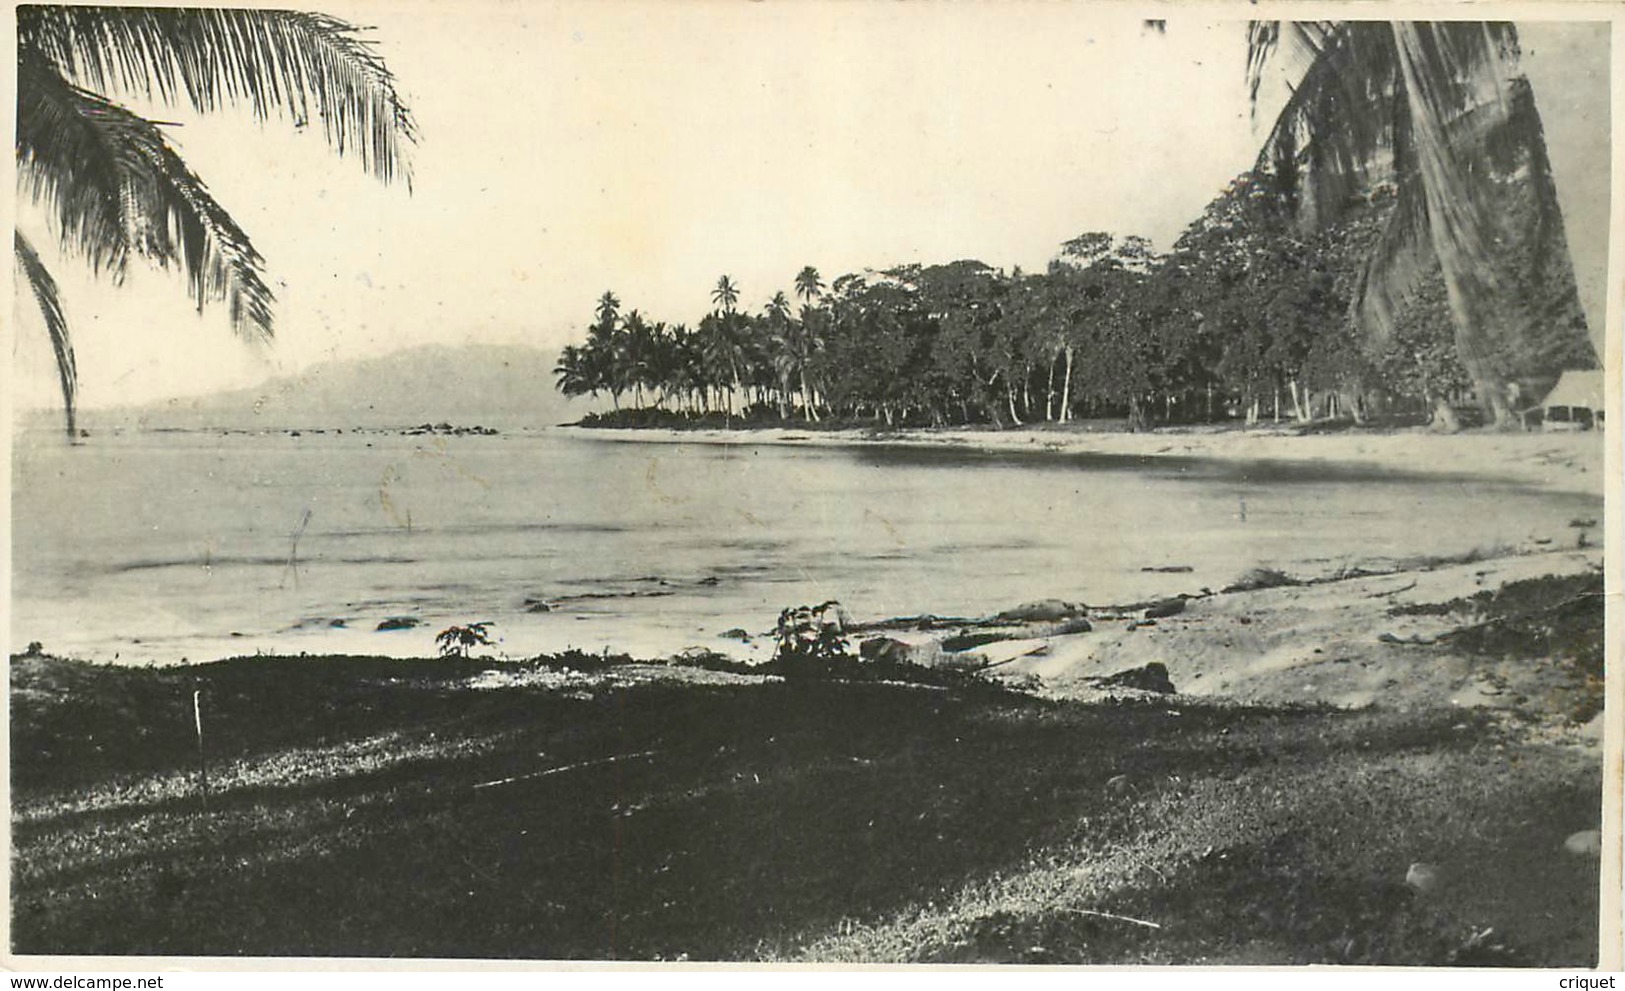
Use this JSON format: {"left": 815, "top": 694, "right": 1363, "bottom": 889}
{"left": 1369, "top": 580, "right": 1419, "bottom": 598}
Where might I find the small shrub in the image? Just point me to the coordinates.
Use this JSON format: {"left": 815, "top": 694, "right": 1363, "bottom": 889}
{"left": 435, "top": 622, "right": 496, "bottom": 659}
{"left": 772, "top": 601, "right": 852, "bottom": 668}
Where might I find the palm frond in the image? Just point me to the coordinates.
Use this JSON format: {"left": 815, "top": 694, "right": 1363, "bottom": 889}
{"left": 1347, "top": 23, "right": 1593, "bottom": 384}
{"left": 18, "top": 5, "right": 416, "bottom": 184}
{"left": 16, "top": 52, "right": 128, "bottom": 278}
{"left": 18, "top": 50, "right": 275, "bottom": 339}
{"left": 14, "top": 229, "right": 79, "bottom": 440}
{"left": 1250, "top": 22, "right": 1403, "bottom": 225}
{"left": 1351, "top": 174, "right": 1431, "bottom": 348}
{"left": 1246, "top": 21, "right": 1338, "bottom": 115}
{"left": 1480, "top": 75, "right": 1558, "bottom": 261}
{"left": 1390, "top": 22, "right": 1508, "bottom": 297}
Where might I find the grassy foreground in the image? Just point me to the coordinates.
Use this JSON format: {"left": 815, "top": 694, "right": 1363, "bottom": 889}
{"left": 10, "top": 649, "right": 1602, "bottom": 963}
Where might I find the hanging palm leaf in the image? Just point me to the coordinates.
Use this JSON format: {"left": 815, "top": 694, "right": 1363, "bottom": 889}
{"left": 18, "top": 51, "right": 275, "bottom": 338}
{"left": 1247, "top": 19, "right": 1595, "bottom": 426}
{"left": 17, "top": 6, "right": 416, "bottom": 183}
{"left": 13, "top": 231, "right": 77, "bottom": 439}
{"left": 14, "top": 5, "right": 416, "bottom": 439}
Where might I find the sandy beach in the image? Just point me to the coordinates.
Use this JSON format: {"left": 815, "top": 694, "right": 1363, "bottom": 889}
{"left": 574, "top": 423, "right": 1607, "bottom": 497}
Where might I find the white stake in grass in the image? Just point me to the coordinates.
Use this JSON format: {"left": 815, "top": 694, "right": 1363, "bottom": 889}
{"left": 193, "top": 688, "right": 211, "bottom": 813}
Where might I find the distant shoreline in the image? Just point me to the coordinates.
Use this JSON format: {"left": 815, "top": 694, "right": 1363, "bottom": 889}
{"left": 569, "top": 422, "right": 1607, "bottom": 498}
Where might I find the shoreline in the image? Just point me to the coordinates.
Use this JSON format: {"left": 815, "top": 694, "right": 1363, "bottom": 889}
{"left": 569, "top": 422, "right": 1607, "bottom": 497}
{"left": 11, "top": 539, "right": 1608, "bottom": 962}
{"left": 18, "top": 541, "right": 1604, "bottom": 723}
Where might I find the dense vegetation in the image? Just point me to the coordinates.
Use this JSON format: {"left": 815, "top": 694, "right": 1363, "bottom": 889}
{"left": 555, "top": 168, "right": 1593, "bottom": 432}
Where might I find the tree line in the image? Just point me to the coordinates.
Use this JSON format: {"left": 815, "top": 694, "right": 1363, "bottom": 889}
{"left": 554, "top": 166, "right": 1593, "bottom": 431}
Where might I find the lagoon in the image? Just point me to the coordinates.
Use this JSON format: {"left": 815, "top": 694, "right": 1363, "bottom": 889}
{"left": 9, "top": 426, "right": 1601, "bottom": 665}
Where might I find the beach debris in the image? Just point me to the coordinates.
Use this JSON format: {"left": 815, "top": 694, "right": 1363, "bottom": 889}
{"left": 523, "top": 597, "right": 553, "bottom": 613}
{"left": 1563, "top": 829, "right": 1602, "bottom": 857}
{"left": 1447, "top": 926, "right": 1521, "bottom": 966}
{"left": 1087, "top": 662, "right": 1175, "bottom": 694}
{"left": 376, "top": 616, "right": 420, "bottom": 631}
{"left": 1143, "top": 598, "right": 1187, "bottom": 619}
{"left": 1047, "top": 616, "right": 1094, "bottom": 635}
{"left": 1104, "top": 774, "right": 1131, "bottom": 794}
{"left": 966, "top": 639, "right": 1049, "bottom": 668}
{"left": 1223, "top": 567, "right": 1302, "bottom": 593}
{"left": 858, "top": 636, "right": 931, "bottom": 666}
{"left": 941, "top": 630, "right": 1011, "bottom": 652}
{"left": 1378, "top": 632, "right": 1437, "bottom": 646}
{"left": 718, "top": 628, "right": 752, "bottom": 641}
{"left": 1404, "top": 862, "right": 1442, "bottom": 894}
{"left": 1140, "top": 565, "right": 1194, "bottom": 574}
{"left": 851, "top": 613, "right": 973, "bottom": 632}
{"left": 995, "top": 599, "right": 1088, "bottom": 623}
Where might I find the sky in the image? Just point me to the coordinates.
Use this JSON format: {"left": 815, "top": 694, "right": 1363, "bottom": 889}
{"left": 7, "top": 5, "right": 1612, "bottom": 410}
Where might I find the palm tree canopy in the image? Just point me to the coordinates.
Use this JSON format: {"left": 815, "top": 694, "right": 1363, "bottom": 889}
{"left": 18, "top": 6, "right": 416, "bottom": 183}
{"left": 711, "top": 274, "right": 740, "bottom": 313}
{"left": 1246, "top": 19, "right": 1596, "bottom": 413}
{"left": 765, "top": 291, "right": 792, "bottom": 324}
{"left": 17, "top": 50, "right": 276, "bottom": 337}
{"left": 794, "top": 265, "right": 825, "bottom": 303}
{"left": 1247, "top": 21, "right": 1512, "bottom": 260}
{"left": 15, "top": 5, "right": 416, "bottom": 437}
{"left": 595, "top": 290, "right": 621, "bottom": 326}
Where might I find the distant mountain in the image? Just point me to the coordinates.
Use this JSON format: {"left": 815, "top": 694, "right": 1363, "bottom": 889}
{"left": 85, "top": 344, "right": 581, "bottom": 431}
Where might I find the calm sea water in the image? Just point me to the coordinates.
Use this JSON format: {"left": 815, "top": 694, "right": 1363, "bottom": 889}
{"left": 10, "top": 426, "right": 1602, "bottom": 664}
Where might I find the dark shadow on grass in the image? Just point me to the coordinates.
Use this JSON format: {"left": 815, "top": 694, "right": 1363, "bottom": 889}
{"left": 13, "top": 667, "right": 1552, "bottom": 959}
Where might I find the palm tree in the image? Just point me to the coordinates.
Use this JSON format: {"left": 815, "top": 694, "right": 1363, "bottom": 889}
{"left": 553, "top": 345, "right": 595, "bottom": 401}
{"left": 705, "top": 276, "right": 744, "bottom": 414}
{"left": 698, "top": 311, "right": 746, "bottom": 417}
{"left": 711, "top": 274, "right": 740, "bottom": 314}
{"left": 1246, "top": 21, "right": 1596, "bottom": 427}
{"left": 594, "top": 290, "right": 622, "bottom": 328}
{"left": 762, "top": 291, "right": 795, "bottom": 417}
{"left": 794, "top": 265, "right": 825, "bottom": 305}
{"left": 15, "top": 6, "right": 416, "bottom": 440}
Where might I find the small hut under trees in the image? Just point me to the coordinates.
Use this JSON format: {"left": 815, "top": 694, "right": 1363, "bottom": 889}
{"left": 1537, "top": 370, "right": 1605, "bottom": 430}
